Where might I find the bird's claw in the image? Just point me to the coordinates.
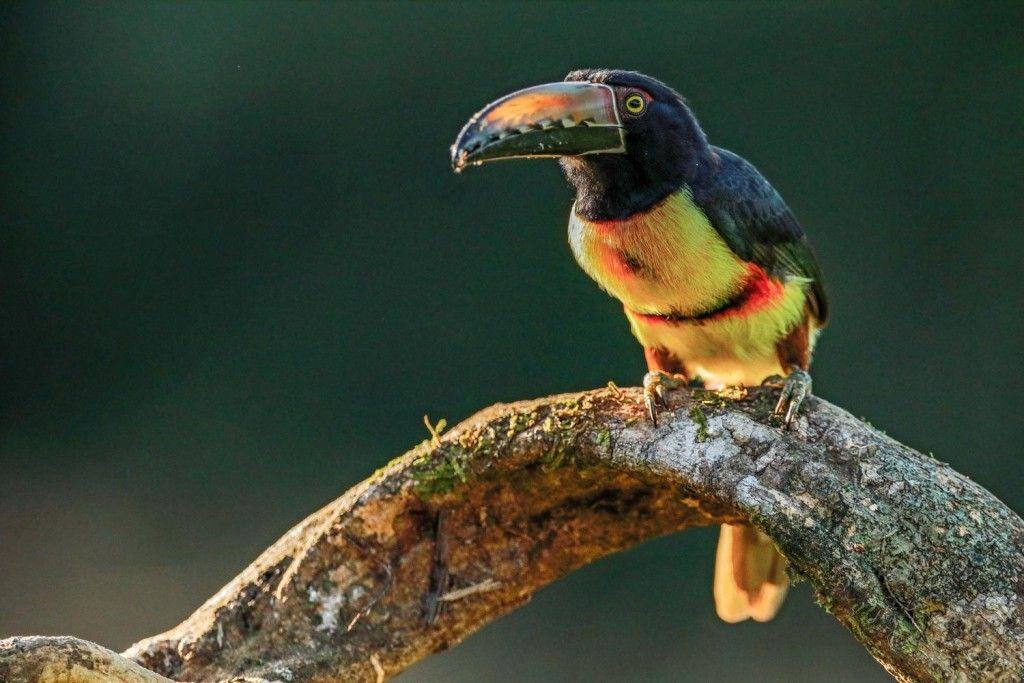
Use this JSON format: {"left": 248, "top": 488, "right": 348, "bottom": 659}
{"left": 642, "top": 371, "right": 686, "bottom": 427}
{"left": 773, "top": 368, "right": 812, "bottom": 428}
{"left": 645, "top": 394, "right": 658, "bottom": 426}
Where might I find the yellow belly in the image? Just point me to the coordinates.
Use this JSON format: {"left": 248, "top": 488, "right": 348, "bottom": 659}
{"left": 625, "top": 282, "right": 813, "bottom": 387}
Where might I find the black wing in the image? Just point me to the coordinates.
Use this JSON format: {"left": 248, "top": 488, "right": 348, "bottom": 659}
{"left": 691, "top": 146, "right": 828, "bottom": 325}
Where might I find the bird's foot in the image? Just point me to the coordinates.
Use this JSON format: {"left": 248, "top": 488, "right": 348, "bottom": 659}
{"left": 642, "top": 371, "right": 688, "bottom": 426}
{"left": 773, "top": 368, "right": 812, "bottom": 428}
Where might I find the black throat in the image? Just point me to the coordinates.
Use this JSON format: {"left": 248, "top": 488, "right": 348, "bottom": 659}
{"left": 560, "top": 121, "right": 713, "bottom": 222}
{"left": 561, "top": 154, "right": 687, "bottom": 221}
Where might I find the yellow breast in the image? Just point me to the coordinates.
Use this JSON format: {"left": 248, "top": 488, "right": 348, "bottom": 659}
{"left": 568, "top": 189, "right": 746, "bottom": 316}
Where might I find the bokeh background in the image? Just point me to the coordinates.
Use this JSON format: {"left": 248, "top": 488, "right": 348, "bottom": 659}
{"left": 2, "top": 2, "right": 1022, "bottom": 680}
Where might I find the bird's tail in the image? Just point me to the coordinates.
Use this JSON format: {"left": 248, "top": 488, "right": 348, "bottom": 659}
{"left": 713, "top": 523, "right": 789, "bottom": 623}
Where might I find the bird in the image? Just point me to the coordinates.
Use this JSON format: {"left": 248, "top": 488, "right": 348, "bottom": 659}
{"left": 450, "top": 69, "right": 828, "bottom": 623}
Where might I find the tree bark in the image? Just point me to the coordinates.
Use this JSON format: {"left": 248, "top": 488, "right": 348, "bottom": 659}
{"left": 2, "top": 385, "right": 1022, "bottom": 682}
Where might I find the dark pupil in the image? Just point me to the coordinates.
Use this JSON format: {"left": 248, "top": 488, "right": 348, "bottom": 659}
{"left": 629, "top": 97, "right": 642, "bottom": 110}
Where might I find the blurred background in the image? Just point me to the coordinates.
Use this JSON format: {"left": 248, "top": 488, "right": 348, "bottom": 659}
{"left": 2, "top": 2, "right": 1022, "bottom": 680}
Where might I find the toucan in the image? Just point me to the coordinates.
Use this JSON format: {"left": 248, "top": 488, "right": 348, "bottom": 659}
{"left": 450, "top": 69, "right": 828, "bottom": 623}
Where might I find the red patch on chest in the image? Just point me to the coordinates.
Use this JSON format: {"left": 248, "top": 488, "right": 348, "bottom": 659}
{"left": 588, "top": 216, "right": 625, "bottom": 235}
{"left": 628, "top": 263, "right": 786, "bottom": 325}
{"left": 601, "top": 245, "right": 644, "bottom": 278}
{"left": 737, "top": 263, "right": 786, "bottom": 316}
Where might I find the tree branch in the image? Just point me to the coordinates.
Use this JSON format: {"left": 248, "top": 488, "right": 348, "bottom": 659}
{"left": 3, "top": 385, "right": 1023, "bottom": 682}
{"left": 0, "top": 636, "right": 170, "bottom": 683}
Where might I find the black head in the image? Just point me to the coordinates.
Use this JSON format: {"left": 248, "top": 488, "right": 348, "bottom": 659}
{"left": 560, "top": 69, "right": 711, "bottom": 220}
{"left": 450, "top": 69, "right": 712, "bottom": 221}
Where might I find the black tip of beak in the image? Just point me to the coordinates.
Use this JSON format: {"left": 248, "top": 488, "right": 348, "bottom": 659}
{"left": 450, "top": 119, "right": 559, "bottom": 173}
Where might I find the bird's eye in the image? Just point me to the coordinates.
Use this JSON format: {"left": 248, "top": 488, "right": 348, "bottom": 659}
{"left": 624, "top": 93, "right": 647, "bottom": 115}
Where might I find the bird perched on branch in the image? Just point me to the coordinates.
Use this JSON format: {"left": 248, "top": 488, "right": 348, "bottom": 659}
{"left": 450, "top": 69, "right": 828, "bottom": 623}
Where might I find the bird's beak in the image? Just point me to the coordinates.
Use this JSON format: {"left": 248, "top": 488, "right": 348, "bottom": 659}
{"left": 450, "top": 81, "right": 625, "bottom": 172}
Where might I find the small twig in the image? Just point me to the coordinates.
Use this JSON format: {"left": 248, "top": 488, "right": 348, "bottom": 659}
{"left": 346, "top": 563, "right": 394, "bottom": 633}
{"left": 440, "top": 578, "right": 502, "bottom": 602}
{"left": 370, "top": 653, "right": 385, "bottom": 683}
{"left": 342, "top": 531, "right": 396, "bottom": 633}
{"left": 423, "top": 415, "right": 447, "bottom": 447}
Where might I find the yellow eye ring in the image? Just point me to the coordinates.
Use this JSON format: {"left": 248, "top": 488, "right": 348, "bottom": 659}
{"left": 624, "top": 93, "right": 646, "bottom": 115}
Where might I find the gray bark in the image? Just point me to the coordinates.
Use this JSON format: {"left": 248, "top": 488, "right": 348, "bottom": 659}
{"left": 2, "top": 385, "right": 1022, "bottom": 682}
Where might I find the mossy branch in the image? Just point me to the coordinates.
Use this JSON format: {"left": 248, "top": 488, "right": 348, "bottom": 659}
{"left": 2, "top": 385, "right": 1023, "bottom": 682}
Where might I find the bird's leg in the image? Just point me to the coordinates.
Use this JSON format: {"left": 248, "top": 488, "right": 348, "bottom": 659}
{"left": 642, "top": 347, "right": 690, "bottom": 427}
{"left": 773, "top": 366, "right": 812, "bottom": 428}
{"left": 773, "top": 321, "right": 814, "bottom": 429}
{"left": 643, "top": 371, "right": 688, "bottom": 426}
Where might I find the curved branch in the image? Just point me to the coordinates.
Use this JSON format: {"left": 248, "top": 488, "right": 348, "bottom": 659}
{"left": 3, "top": 386, "right": 1023, "bottom": 682}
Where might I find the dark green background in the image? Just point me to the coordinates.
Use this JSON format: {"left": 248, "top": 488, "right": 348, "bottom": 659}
{"left": 2, "top": 2, "right": 1022, "bottom": 680}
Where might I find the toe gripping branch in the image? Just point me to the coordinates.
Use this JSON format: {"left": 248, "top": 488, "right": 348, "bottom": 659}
{"left": 642, "top": 371, "right": 688, "bottom": 427}
{"left": 773, "top": 368, "right": 812, "bottom": 428}
{"left": 641, "top": 367, "right": 812, "bottom": 429}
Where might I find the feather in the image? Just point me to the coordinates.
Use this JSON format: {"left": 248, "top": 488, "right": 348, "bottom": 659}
{"left": 714, "top": 523, "right": 789, "bottom": 623}
{"left": 692, "top": 148, "right": 829, "bottom": 325}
